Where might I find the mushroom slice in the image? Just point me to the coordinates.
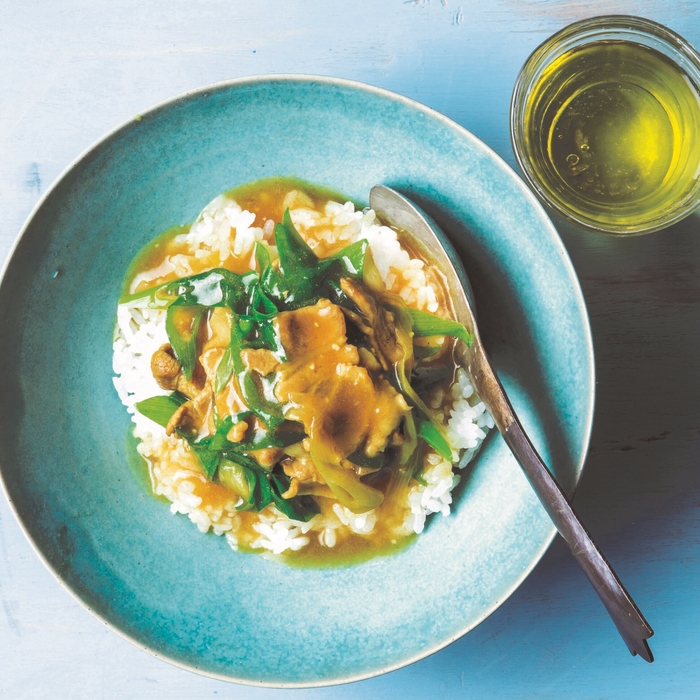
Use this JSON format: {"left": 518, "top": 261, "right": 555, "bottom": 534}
{"left": 339, "top": 278, "right": 405, "bottom": 370}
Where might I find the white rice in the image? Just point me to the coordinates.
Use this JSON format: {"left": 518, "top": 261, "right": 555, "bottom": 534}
{"left": 113, "top": 190, "right": 493, "bottom": 555}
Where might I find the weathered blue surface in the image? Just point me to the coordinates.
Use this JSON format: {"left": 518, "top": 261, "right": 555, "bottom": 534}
{"left": 0, "top": 1, "right": 699, "bottom": 698}
{"left": 0, "top": 76, "right": 592, "bottom": 686}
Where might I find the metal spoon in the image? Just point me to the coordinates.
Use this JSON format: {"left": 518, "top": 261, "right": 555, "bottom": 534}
{"left": 370, "top": 185, "right": 654, "bottom": 662}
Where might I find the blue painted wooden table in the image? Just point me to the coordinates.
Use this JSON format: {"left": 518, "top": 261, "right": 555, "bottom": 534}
{"left": 1, "top": 1, "right": 698, "bottom": 697}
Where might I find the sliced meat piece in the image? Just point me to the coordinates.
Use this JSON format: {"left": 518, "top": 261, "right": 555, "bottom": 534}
{"left": 280, "top": 477, "right": 300, "bottom": 499}
{"left": 202, "top": 307, "right": 232, "bottom": 351}
{"left": 282, "top": 453, "right": 323, "bottom": 483}
{"left": 197, "top": 345, "right": 249, "bottom": 420}
{"left": 151, "top": 344, "right": 181, "bottom": 390}
{"left": 275, "top": 298, "right": 409, "bottom": 463}
{"left": 198, "top": 346, "right": 224, "bottom": 381}
{"left": 226, "top": 420, "right": 248, "bottom": 443}
{"left": 241, "top": 348, "right": 279, "bottom": 376}
{"left": 165, "top": 384, "right": 215, "bottom": 438}
{"left": 248, "top": 447, "right": 284, "bottom": 468}
{"left": 364, "top": 379, "right": 411, "bottom": 456}
{"left": 314, "top": 364, "right": 376, "bottom": 458}
{"left": 150, "top": 343, "right": 201, "bottom": 397}
{"left": 276, "top": 345, "right": 359, "bottom": 401}
{"left": 275, "top": 299, "right": 359, "bottom": 403}
{"left": 276, "top": 298, "right": 347, "bottom": 362}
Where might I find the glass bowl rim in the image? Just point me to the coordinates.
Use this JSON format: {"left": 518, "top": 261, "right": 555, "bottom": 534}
{"left": 510, "top": 14, "right": 700, "bottom": 235}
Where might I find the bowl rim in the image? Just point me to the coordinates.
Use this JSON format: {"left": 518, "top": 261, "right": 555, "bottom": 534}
{"left": 0, "top": 73, "right": 595, "bottom": 687}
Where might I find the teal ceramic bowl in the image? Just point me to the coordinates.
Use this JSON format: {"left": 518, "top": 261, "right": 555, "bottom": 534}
{"left": 0, "top": 76, "right": 593, "bottom": 686}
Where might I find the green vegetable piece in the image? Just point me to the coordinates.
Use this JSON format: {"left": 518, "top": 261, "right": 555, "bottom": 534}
{"left": 118, "top": 279, "right": 174, "bottom": 307}
{"left": 219, "top": 454, "right": 319, "bottom": 521}
{"left": 134, "top": 393, "right": 186, "bottom": 428}
{"left": 263, "top": 209, "right": 368, "bottom": 310}
{"left": 413, "top": 470, "right": 428, "bottom": 487}
{"left": 398, "top": 411, "right": 418, "bottom": 466}
{"left": 214, "top": 344, "right": 235, "bottom": 393}
{"left": 255, "top": 468, "right": 273, "bottom": 511}
{"left": 309, "top": 439, "right": 384, "bottom": 513}
{"left": 413, "top": 343, "right": 445, "bottom": 360}
{"left": 346, "top": 448, "right": 385, "bottom": 472}
{"left": 214, "top": 452, "right": 263, "bottom": 511}
{"left": 165, "top": 268, "right": 258, "bottom": 313}
{"left": 252, "top": 281, "right": 279, "bottom": 316}
{"left": 239, "top": 467, "right": 258, "bottom": 510}
{"left": 269, "top": 474, "right": 320, "bottom": 522}
{"left": 231, "top": 468, "right": 258, "bottom": 511}
{"left": 406, "top": 307, "right": 473, "bottom": 346}
{"left": 240, "top": 363, "right": 285, "bottom": 430}
{"left": 387, "top": 415, "right": 431, "bottom": 499}
{"left": 219, "top": 459, "right": 252, "bottom": 503}
{"left": 384, "top": 301, "right": 432, "bottom": 420}
{"left": 226, "top": 423, "right": 305, "bottom": 452}
{"left": 388, "top": 429, "right": 423, "bottom": 498}
{"left": 372, "top": 296, "right": 456, "bottom": 461}
{"left": 332, "top": 238, "right": 368, "bottom": 277}
{"left": 176, "top": 414, "right": 237, "bottom": 480}
{"left": 165, "top": 303, "right": 204, "bottom": 380}
{"left": 255, "top": 242, "right": 286, "bottom": 304}
{"left": 227, "top": 313, "right": 285, "bottom": 430}
{"left": 208, "top": 415, "right": 235, "bottom": 451}
{"left": 278, "top": 208, "right": 317, "bottom": 268}
{"left": 417, "top": 418, "right": 454, "bottom": 461}
{"left": 189, "top": 443, "right": 220, "bottom": 481}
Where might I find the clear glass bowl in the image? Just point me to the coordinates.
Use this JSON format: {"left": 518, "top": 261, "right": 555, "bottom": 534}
{"left": 511, "top": 15, "right": 700, "bottom": 235}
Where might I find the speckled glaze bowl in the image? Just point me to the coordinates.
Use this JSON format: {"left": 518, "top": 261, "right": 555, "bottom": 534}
{"left": 0, "top": 76, "right": 594, "bottom": 687}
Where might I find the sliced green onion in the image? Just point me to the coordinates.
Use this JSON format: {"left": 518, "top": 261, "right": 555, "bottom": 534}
{"left": 399, "top": 412, "right": 418, "bottom": 466}
{"left": 165, "top": 304, "right": 204, "bottom": 380}
{"left": 309, "top": 440, "right": 384, "bottom": 513}
{"left": 406, "top": 307, "right": 473, "bottom": 346}
{"left": 219, "top": 459, "right": 252, "bottom": 503}
{"left": 118, "top": 279, "right": 175, "bottom": 307}
{"left": 413, "top": 343, "right": 445, "bottom": 360}
{"left": 417, "top": 418, "right": 453, "bottom": 461}
{"left": 214, "top": 345, "right": 235, "bottom": 393}
{"left": 269, "top": 474, "right": 320, "bottom": 522}
{"left": 188, "top": 442, "right": 220, "bottom": 480}
{"left": 134, "top": 393, "right": 186, "bottom": 428}
{"left": 263, "top": 210, "right": 368, "bottom": 310}
{"left": 255, "top": 469, "right": 273, "bottom": 511}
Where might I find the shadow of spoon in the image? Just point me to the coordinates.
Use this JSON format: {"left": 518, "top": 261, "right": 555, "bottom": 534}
{"left": 370, "top": 184, "right": 654, "bottom": 663}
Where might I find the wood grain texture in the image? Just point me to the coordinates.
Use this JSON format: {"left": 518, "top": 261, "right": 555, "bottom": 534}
{"left": 1, "top": 1, "right": 699, "bottom": 697}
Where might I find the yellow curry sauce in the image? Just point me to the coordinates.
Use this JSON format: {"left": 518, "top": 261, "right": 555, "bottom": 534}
{"left": 124, "top": 177, "right": 461, "bottom": 565}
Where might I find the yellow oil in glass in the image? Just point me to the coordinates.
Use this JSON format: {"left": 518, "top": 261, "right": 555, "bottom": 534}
{"left": 524, "top": 40, "right": 700, "bottom": 231}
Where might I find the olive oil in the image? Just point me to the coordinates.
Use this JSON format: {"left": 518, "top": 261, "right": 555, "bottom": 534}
{"left": 524, "top": 40, "right": 700, "bottom": 232}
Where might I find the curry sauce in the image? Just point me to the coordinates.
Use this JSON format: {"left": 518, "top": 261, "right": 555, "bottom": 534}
{"left": 117, "top": 178, "right": 480, "bottom": 564}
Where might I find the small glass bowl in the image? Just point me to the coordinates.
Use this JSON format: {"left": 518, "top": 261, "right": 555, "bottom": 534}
{"left": 510, "top": 16, "right": 700, "bottom": 235}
